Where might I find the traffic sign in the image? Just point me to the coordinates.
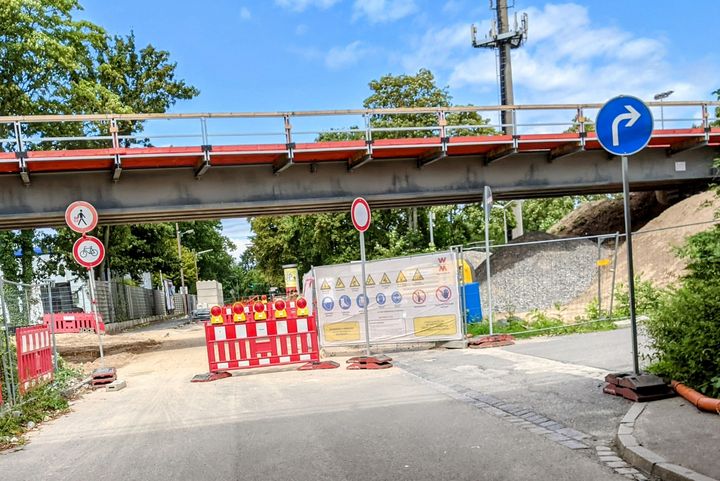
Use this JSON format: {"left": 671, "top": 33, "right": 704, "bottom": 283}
{"left": 73, "top": 235, "right": 105, "bottom": 269}
{"left": 596, "top": 95, "right": 654, "bottom": 156}
{"left": 65, "top": 201, "right": 98, "bottom": 234}
{"left": 351, "top": 197, "right": 371, "bottom": 232}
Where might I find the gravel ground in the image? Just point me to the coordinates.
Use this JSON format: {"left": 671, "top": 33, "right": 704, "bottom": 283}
{"left": 475, "top": 233, "right": 603, "bottom": 314}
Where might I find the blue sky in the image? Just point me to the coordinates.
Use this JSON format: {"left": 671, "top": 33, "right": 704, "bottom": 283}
{"left": 78, "top": 0, "right": 720, "bottom": 255}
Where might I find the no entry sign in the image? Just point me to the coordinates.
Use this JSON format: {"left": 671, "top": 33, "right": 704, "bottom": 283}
{"left": 351, "top": 197, "right": 371, "bottom": 232}
{"left": 73, "top": 235, "right": 105, "bottom": 269}
{"left": 65, "top": 201, "right": 98, "bottom": 234}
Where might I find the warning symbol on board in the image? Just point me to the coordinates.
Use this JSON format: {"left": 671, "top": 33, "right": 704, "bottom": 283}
{"left": 412, "top": 269, "right": 424, "bottom": 281}
{"left": 396, "top": 271, "right": 407, "bottom": 283}
{"left": 366, "top": 275, "right": 375, "bottom": 286}
{"left": 350, "top": 276, "right": 360, "bottom": 288}
{"left": 380, "top": 273, "right": 391, "bottom": 285}
{"left": 336, "top": 278, "right": 345, "bottom": 289}
{"left": 321, "top": 280, "right": 331, "bottom": 291}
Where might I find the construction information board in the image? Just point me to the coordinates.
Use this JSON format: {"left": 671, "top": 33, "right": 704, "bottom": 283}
{"left": 314, "top": 251, "right": 462, "bottom": 346}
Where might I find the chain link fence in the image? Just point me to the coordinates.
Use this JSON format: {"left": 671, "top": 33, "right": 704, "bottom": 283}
{"left": 1, "top": 274, "right": 195, "bottom": 408}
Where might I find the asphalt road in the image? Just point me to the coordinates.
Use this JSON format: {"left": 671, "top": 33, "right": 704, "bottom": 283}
{"left": 0, "top": 324, "right": 630, "bottom": 481}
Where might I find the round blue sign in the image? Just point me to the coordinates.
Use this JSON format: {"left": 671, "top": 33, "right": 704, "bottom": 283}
{"left": 356, "top": 294, "right": 368, "bottom": 308}
{"left": 595, "top": 95, "right": 654, "bottom": 156}
{"left": 391, "top": 291, "right": 403, "bottom": 304}
{"left": 339, "top": 295, "right": 352, "bottom": 310}
{"left": 321, "top": 297, "right": 334, "bottom": 311}
{"left": 376, "top": 292, "right": 386, "bottom": 305}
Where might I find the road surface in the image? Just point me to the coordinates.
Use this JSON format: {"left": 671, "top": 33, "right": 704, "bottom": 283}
{"left": 0, "top": 324, "right": 630, "bottom": 480}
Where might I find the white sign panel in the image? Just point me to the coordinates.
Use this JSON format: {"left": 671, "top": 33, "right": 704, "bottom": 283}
{"left": 314, "top": 251, "right": 462, "bottom": 346}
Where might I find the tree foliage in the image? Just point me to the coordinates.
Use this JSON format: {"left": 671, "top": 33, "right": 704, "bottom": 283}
{"left": 0, "top": 0, "right": 199, "bottom": 283}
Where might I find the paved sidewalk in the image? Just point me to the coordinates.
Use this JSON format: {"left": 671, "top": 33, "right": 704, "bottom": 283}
{"left": 618, "top": 398, "right": 720, "bottom": 481}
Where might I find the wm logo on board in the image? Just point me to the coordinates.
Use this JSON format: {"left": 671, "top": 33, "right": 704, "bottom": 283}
{"left": 438, "top": 257, "right": 448, "bottom": 272}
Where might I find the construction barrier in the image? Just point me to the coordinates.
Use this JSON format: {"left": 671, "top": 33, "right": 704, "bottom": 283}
{"left": 15, "top": 325, "right": 53, "bottom": 395}
{"left": 42, "top": 312, "right": 106, "bottom": 334}
{"left": 205, "top": 299, "right": 319, "bottom": 371}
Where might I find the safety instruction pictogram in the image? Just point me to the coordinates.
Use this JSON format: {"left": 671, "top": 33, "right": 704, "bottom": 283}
{"left": 350, "top": 276, "right": 360, "bottom": 288}
{"left": 436, "top": 286, "right": 452, "bottom": 302}
{"left": 336, "top": 278, "right": 345, "bottom": 289}
{"left": 380, "top": 273, "right": 391, "bottom": 285}
{"left": 396, "top": 271, "right": 407, "bottom": 283}
{"left": 412, "top": 289, "right": 427, "bottom": 305}
{"left": 339, "top": 295, "right": 352, "bottom": 310}
{"left": 366, "top": 275, "right": 375, "bottom": 286}
{"left": 321, "top": 280, "right": 331, "bottom": 291}
{"left": 412, "top": 269, "right": 424, "bottom": 281}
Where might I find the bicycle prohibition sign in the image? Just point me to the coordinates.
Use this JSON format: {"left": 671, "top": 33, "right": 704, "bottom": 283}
{"left": 73, "top": 235, "right": 105, "bottom": 269}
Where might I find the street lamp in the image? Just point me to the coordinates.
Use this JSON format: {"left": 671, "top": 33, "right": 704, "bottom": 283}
{"left": 493, "top": 202, "right": 513, "bottom": 244}
{"left": 653, "top": 90, "right": 674, "bottom": 129}
{"left": 194, "top": 249, "right": 213, "bottom": 282}
{"left": 175, "top": 224, "right": 194, "bottom": 312}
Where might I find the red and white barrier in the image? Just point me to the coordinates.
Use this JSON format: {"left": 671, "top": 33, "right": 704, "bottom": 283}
{"left": 42, "top": 312, "right": 105, "bottom": 334}
{"left": 204, "top": 315, "right": 320, "bottom": 371}
{"left": 16, "top": 325, "right": 53, "bottom": 394}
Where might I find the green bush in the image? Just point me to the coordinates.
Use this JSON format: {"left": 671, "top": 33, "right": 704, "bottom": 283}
{"left": 614, "top": 276, "right": 662, "bottom": 318}
{"left": 645, "top": 280, "right": 720, "bottom": 398}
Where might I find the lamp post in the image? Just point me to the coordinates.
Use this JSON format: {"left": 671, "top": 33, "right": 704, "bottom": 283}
{"left": 175, "top": 224, "right": 194, "bottom": 313}
{"left": 194, "top": 249, "right": 212, "bottom": 283}
{"left": 653, "top": 90, "right": 674, "bottom": 129}
{"left": 493, "top": 201, "right": 513, "bottom": 244}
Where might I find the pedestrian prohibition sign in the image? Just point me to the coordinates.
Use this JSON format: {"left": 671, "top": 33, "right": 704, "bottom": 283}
{"left": 65, "top": 201, "right": 98, "bottom": 234}
{"left": 595, "top": 95, "right": 653, "bottom": 156}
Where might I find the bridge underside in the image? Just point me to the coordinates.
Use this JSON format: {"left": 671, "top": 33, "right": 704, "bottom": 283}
{"left": 0, "top": 131, "right": 717, "bottom": 230}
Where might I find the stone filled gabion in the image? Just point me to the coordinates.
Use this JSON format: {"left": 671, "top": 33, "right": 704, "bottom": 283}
{"left": 475, "top": 234, "right": 601, "bottom": 314}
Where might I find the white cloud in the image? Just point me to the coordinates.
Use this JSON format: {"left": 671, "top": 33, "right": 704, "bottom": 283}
{"left": 275, "top": 0, "right": 339, "bottom": 12}
{"left": 239, "top": 7, "right": 251, "bottom": 20}
{"left": 352, "top": 0, "right": 417, "bottom": 24}
{"left": 325, "top": 41, "right": 369, "bottom": 69}
{"left": 295, "top": 24, "right": 309, "bottom": 35}
{"left": 394, "top": 2, "right": 719, "bottom": 131}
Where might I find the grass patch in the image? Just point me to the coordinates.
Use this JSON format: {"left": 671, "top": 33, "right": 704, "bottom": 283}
{"left": 466, "top": 307, "right": 617, "bottom": 339}
{"left": 0, "top": 358, "right": 83, "bottom": 449}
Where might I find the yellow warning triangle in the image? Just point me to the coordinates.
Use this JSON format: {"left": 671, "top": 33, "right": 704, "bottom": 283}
{"left": 380, "top": 273, "right": 391, "bottom": 285}
{"left": 396, "top": 271, "right": 407, "bottom": 283}
{"left": 336, "top": 278, "right": 345, "bottom": 289}
{"left": 412, "top": 269, "right": 424, "bottom": 281}
{"left": 350, "top": 276, "right": 360, "bottom": 288}
{"left": 366, "top": 275, "right": 375, "bottom": 286}
{"left": 321, "top": 280, "right": 331, "bottom": 291}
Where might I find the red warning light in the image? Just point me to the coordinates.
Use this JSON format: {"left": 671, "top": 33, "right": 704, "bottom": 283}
{"left": 232, "top": 302, "right": 244, "bottom": 314}
{"left": 210, "top": 305, "right": 222, "bottom": 317}
{"left": 254, "top": 301, "right": 265, "bottom": 313}
{"left": 296, "top": 297, "right": 307, "bottom": 309}
{"left": 274, "top": 299, "right": 286, "bottom": 311}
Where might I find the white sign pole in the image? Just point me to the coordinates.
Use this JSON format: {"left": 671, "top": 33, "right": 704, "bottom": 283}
{"left": 87, "top": 267, "right": 105, "bottom": 367}
{"left": 359, "top": 231, "right": 370, "bottom": 356}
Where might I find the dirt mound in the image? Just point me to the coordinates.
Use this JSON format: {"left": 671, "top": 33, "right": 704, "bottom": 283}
{"left": 549, "top": 192, "right": 672, "bottom": 238}
{"left": 562, "top": 190, "right": 720, "bottom": 318}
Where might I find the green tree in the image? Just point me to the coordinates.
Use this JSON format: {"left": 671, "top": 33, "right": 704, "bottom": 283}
{"left": 1, "top": 0, "right": 198, "bottom": 281}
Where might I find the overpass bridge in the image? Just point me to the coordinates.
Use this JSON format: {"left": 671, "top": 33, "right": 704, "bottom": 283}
{"left": 0, "top": 101, "right": 718, "bottom": 229}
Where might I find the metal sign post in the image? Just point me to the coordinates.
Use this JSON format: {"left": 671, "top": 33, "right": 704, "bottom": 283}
{"left": 484, "top": 185, "right": 494, "bottom": 335}
{"left": 87, "top": 268, "right": 105, "bottom": 367}
{"left": 596, "top": 95, "right": 653, "bottom": 375}
{"left": 351, "top": 198, "right": 372, "bottom": 356}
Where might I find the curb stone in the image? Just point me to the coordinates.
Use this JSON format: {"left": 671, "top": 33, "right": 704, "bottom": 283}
{"left": 615, "top": 404, "right": 719, "bottom": 481}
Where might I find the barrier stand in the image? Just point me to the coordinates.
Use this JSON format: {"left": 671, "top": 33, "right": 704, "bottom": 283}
{"left": 346, "top": 355, "right": 393, "bottom": 370}
{"left": 194, "top": 297, "right": 333, "bottom": 381}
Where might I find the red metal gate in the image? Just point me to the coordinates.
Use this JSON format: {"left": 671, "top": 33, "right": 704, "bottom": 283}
{"left": 205, "top": 304, "right": 319, "bottom": 371}
{"left": 42, "top": 312, "right": 106, "bottom": 334}
{"left": 16, "top": 325, "right": 54, "bottom": 394}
